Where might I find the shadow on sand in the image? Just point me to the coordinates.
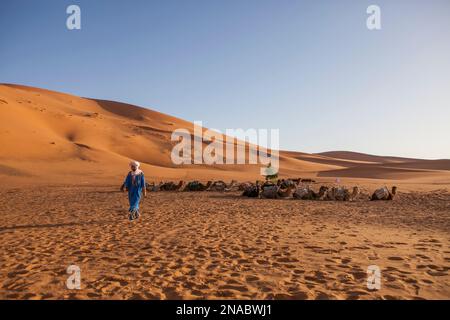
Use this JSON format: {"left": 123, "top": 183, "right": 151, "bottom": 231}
{"left": 0, "top": 219, "right": 117, "bottom": 232}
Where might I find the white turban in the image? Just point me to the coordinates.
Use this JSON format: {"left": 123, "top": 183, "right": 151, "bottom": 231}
{"left": 129, "top": 160, "right": 142, "bottom": 175}
{"left": 129, "top": 160, "right": 140, "bottom": 168}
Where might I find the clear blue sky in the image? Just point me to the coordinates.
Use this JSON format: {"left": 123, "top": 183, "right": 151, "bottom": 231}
{"left": 1, "top": 0, "right": 449, "bottom": 159}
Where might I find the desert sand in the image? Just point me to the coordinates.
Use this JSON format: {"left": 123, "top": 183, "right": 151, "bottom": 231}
{"left": 0, "top": 84, "right": 449, "bottom": 299}
{"left": 0, "top": 185, "right": 449, "bottom": 300}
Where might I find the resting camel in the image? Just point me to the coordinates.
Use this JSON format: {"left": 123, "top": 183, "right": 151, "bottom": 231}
{"left": 371, "top": 186, "right": 397, "bottom": 201}
{"left": 293, "top": 185, "right": 358, "bottom": 201}
{"left": 293, "top": 185, "right": 328, "bottom": 200}
{"left": 183, "top": 181, "right": 212, "bottom": 192}
{"left": 208, "top": 180, "right": 238, "bottom": 192}
{"left": 159, "top": 180, "right": 185, "bottom": 191}
{"left": 279, "top": 179, "right": 300, "bottom": 188}
{"left": 226, "top": 180, "right": 240, "bottom": 191}
{"left": 146, "top": 181, "right": 163, "bottom": 192}
{"left": 332, "top": 186, "right": 360, "bottom": 201}
{"left": 145, "top": 182, "right": 153, "bottom": 192}
{"left": 277, "top": 184, "right": 297, "bottom": 198}
{"left": 315, "top": 186, "right": 330, "bottom": 200}
{"left": 293, "top": 186, "right": 315, "bottom": 200}
{"left": 259, "top": 181, "right": 295, "bottom": 199}
{"left": 242, "top": 181, "right": 260, "bottom": 198}
{"left": 238, "top": 182, "right": 253, "bottom": 191}
{"left": 345, "top": 186, "right": 360, "bottom": 201}
{"left": 207, "top": 180, "right": 226, "bottom": 191}
{"left": 260, "top": 185, "right": 279, "bottom": 199}
{"left": 318, "top": 186, "right": 360, "bottom": 201}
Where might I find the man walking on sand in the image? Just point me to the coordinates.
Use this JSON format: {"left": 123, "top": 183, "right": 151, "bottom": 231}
{"left": 121, "top": 160, "right": 146, "bottom": 221}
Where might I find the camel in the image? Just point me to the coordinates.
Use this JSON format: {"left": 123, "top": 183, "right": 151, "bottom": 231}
{"left": 175, "top": 180, "right": 186, "bottom": 191}
{"left": 332, "top": 187, "right": 347, "bottom": 201}
{"left": 208, "top": 180, "right": 238, "bottom": 192}
{"left": 145, "top": 181, "right": 163, "bottom": 192}
{"left": 316, "top": 186, "right": 360, "bottom": 201}
{"left": 331, "top": 186, "right": 360, "bottom": 201}
{"left": 322, "top": 186, "right": 347, "bottom": 201}
{"left": 157, "top": 181, "right": 171, "bottom": 191}
{"left": 159, "top": 180, "right": 185, "bottom": 191}
{"left": 242, "top": 181, "right": 260, "bottom": 198}
{"left": 293, "top": 186, "right": 315, "bottom": 200}
{"left": 314, "top": 186, "right": 329, "bottom": 200}
{"left": 183, "top": 181, "right": 212, "bottom": 192}
{"left": 280, "top": 179, "right": 299, "bottom": 188}
{"left": 260, "top": 185, "right": 279, "bottom": 199}
{"left": 207, "top": 180, "right": 226, "bottom": 191}
{"left": 201, "top": 181, "right": 212, "bottom": 191}
{"left": 226, "top": 180, "right": 240, "bottom": 191}
{"left": 371, "top": 186, "right": 397, "bottom": 201}
{"left": 238, "top": 181, "right": 253, "bottom": 191}
{"left": 145, "top": 182, "right": 153, "bottom": 191}
{"left": 260, "top": 180, "right": 297, "bottom": 199}
{"left": 277, "top": 184, "right": 297, "bottom": 198}
{"left": 344, "top": 186, "right": 360, "bottom": 201}
{"left": 293, "top": 185, "right": 328, "bottom": 200}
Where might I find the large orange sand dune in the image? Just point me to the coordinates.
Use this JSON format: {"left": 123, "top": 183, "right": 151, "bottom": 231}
{"left": 1, "top": 83, "right": 449, "bottom": 187}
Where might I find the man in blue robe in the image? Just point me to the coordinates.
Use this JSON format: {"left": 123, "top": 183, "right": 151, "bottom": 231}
{"left": 121, "top": 160, "right": 146, "bottom": 220}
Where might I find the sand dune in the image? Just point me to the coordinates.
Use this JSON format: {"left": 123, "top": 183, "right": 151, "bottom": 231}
{"left": 316, "top": 151, "right": 419, "bottom": 164}
{"left": 1, "top": 83, "right": 449, "bottom": 187}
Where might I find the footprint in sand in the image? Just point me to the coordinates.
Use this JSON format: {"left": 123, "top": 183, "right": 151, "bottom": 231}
{"left": 388, "top": 256, "right": 404, "bottom": 261}
{"left": 245, "top": 275, "right": 260, "bottom": 282}
{"left": 426, "top": 270, "right": 448, "bottom": 277}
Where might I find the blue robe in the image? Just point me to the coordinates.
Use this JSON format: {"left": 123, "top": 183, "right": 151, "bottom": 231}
{"left": 122, "top": 171, "right": 146, "bottom": 212}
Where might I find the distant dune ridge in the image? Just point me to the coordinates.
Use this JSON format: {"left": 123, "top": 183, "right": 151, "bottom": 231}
{"left": 1, "top": 83, "right": 449, "bottom": 186}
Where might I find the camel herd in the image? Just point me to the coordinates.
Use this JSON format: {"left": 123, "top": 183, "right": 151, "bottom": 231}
{"left": 146, "top": 180, "right": 235, "bottom": 192}
{"left": 145, "top": 179, "right": 397, "bottom": 201}
{"left": 241, "top": 180, "right": 362, "bottom": 201}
